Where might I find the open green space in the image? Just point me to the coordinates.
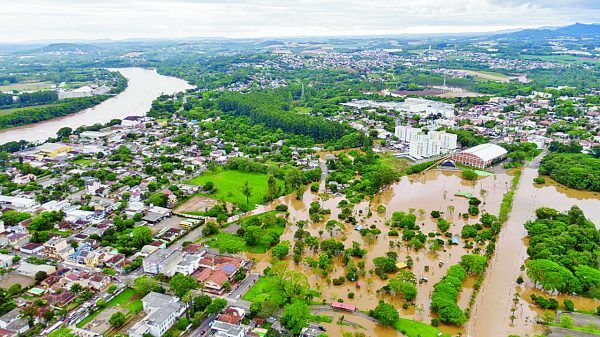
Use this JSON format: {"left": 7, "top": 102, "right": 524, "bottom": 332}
{"left": 242, "top": 275, "right": 287, "bottom": 305}
{"left": 521, "top": 54, "right": 600, "bottom": 65}
{"left": 393, "top": 318, "right": 450, "bottom": 337}
{"left": 204, "top": 211, "right": 286, "bottom": 254}
{"left": 187, "top": 169, "right": 284, "bottom": 209}
{"left": 0, "top": 81, "right": 54, "bottom": 92}
{"left": 73, "top": 158, "right": 95, "bottom": 166}
{"left": 76, "top": 288, "right": 143, "bottom": 328}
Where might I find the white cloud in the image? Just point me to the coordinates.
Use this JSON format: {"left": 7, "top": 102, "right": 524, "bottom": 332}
{"left": 0, "top": 0, "right": 598, "bottom": 42}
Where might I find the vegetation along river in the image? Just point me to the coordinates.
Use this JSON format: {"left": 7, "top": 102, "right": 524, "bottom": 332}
{"left": 0, "top": 67, "right": 193, "bottom": 145}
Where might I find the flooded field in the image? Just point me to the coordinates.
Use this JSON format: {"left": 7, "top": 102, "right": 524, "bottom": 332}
{"left": 242, "top": 162, "right": 599, "bottom": 336}
{"left": 246, "top": 168, "right": 513, "bottom": 335}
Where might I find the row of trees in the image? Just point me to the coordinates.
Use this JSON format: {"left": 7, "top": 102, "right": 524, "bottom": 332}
{"left": 0, "top": 96, "right": 108, "bottom": 130}
{"left": 217, "top": 90, "right": 349, "bottom": 142}
{"left": 0, "top": 90, "right": 58, "bottom": 109}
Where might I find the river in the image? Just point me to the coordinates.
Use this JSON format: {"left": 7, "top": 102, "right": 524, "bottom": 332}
{"left": 0, "top": 67, "right": 193, "bottom": 144}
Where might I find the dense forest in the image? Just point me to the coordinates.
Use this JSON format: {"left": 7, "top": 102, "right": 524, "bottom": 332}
{"left": 538, "top": 152, "right": 600, "bottom": 191}
{"left": 525, "top": 206, "right": 599, "bottom": 297}
{"left": 217, "top": 90, "right": 349, "bottom": 142}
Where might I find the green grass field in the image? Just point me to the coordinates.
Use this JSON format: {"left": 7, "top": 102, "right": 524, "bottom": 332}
{"left": 0, "top": 81, "right": 54, "bottom": 92}
{"left": 76, "top": 288, "right": 142, "bottom": 328}
{"left": 393, "top": 318, "right": 450, "bottom": 337}
{"left": 73, "top": 158, "right": 95, "bottom": 166}
{"left": 242, "top": 275, "right": 287, "bottom": 305}
{"left": 187, "top": 169, "right": 284, "bottom": 209}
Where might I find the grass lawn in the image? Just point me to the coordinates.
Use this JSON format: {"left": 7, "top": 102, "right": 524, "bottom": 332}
{"left": 242, "top": 275, "right": 287, "bottom": 305}
{"left": 380, "top": 153, "right": 413, "bottom": 172}
{"left": 74, "top": 158, "right": 95, "bottom": 166}
{"left": 393, "top": 318, "right": 450, "bottom": 337}
{"left": 187, "top": 169, "right": 284, "bottom": 210}
{"left": 76, "top": 288, "right": 143, "bottom": 328}
{"left": 0, "top": 81, "right": 54, "bottom": 92}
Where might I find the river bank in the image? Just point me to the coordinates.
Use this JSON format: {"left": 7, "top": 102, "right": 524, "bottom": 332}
{"left": 0, "top": 67, "right": 193, "bottom": 144}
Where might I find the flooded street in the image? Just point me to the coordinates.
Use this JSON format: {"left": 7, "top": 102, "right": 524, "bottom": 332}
{"left": 243, "top": 158, "right": 599, "bottom": 336}
{"left": 0, "top": 67, "right": 193, "bottom": 144}
{"left": 468, "top": 164, "right": 600, "bottom": 337}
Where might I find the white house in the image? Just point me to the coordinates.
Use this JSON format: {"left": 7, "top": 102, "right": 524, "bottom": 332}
{"left": 128, "top": 292, "right": 185, "bottom": 337}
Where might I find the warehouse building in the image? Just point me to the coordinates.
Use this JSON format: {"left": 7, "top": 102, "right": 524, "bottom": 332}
{"left": 452, "top": 143, "right": 507, "bottom": 169}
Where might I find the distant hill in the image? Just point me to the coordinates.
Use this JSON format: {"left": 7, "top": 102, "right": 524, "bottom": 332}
{"left": 37, "top": 43, "right": 102, "bottom": 53}
{"left": 496, "top": 23, "right": 600, "bottom": 40}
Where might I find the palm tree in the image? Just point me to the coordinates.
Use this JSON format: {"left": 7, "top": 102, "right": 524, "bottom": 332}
{"left": 241, "top": 181, "right": 253, "bottom": 206}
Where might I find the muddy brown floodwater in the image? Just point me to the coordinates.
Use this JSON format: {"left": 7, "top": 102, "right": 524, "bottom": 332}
{"left": 247, "top": 169, "right": 514, "bottom": 336}
{"left": 468, "top": 167, "right": 600, "bottom": 337}
{"left": 244, "top": 162, "right": 599, "bottom": 337}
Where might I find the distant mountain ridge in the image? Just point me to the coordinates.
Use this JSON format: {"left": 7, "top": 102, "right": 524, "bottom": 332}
{"left": 496, "top": 23, "right": 600, "bottom": 39}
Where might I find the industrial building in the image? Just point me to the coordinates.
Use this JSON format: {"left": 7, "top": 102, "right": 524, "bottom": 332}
{"left": 451, "top": 143, "right": 507, "bottom": 168}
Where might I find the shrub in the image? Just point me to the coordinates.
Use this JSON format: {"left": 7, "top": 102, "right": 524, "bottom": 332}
{"left": 461, "top": 169, "right": 478, "bottom": 181}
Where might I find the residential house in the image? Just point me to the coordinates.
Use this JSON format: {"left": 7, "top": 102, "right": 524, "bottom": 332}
{"left": 127, "top": 292, "right": 185, "bottom": 337}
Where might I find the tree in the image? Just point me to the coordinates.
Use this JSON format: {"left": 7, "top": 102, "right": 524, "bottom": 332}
{"left": 7, "top": 284, "right": 21, "bottom": 296}
{"left": 70, "top": 283, "right": 83, "bottom": 294}
{"left": 267, "top": 174, "right": 280, "bottom": 201}
{"left": 134, "top": 275, "right": 158, "bottom": 295}
{"left": 169, "top": 273, "right": 198, "bottom": 298}
{"left": 241, "top": 180, "right": 253, "bottom": 206}
{"left": 96, "top": 299, "right": 107, "bottom": 308}
{"left": 559, "top": 314, "right": 573, "bottom": 328}
{"left": 177, "top": 317, "right": 189, "bottom": 330}
{"left": 387, "top": 276, "right": 417, "bottom": 301}
{"left": 205, "top": 298, "right": 227, "bottom": 315}
{"left": 258, "top": 300, "right": 279, "bottom": 318}
{"left": 281, "top": 301, "right": 310, "bottom": 334}
{"left": 461, "top": 169, "right": 478, "bottom": 181}
{"left": 370, "top": 301, "right": 399, "bottom": 326}
{"left": 244, "top": 226, "right": 262, "bottom": 246}
{"left": 109, "top": 311, "right": 126, "bottom": 327}
{"left": 526, "top": 259, "right": 581, "bottom": 293}
{"left": 563, "top": 299, "right": 575, "bottom": 312}
{"left": 460, "top": 255, "right": 488, "bottom": 276}
{"left": 132, "top": 226, "right": 153, "bottom": 248}
{"left": 202, "top": 222, "right": 219, "bottom": 236}
{"left": 56, "top": 127, "right": 72, "bottom": 139}
{"left": 373, "top": 256, "right": 398, "bottom": 276}
{"left": 148, "top": 192, "right": 168, "bottom": 207}
{"left": 0, "top": 288, "right": 15, "bottom": 316}
{"left": 272, "top": 241, "right": 290, "bottom": 259}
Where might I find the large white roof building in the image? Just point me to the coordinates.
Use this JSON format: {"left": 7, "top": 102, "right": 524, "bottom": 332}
{"left": 452, "top": 143, "right": 507, "bottom": 168}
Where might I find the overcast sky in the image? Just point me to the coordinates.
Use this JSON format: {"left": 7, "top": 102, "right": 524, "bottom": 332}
{"left": 1, "top": 0, "right": 598, "bottom": 42}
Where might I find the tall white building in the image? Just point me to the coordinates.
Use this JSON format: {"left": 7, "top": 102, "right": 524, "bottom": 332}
{"left": 395, "top": 125, "right": 457, "bottom": 159}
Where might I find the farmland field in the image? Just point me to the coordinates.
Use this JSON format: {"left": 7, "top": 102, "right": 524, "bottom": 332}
{"left": 0, "top": 81, "right": 54, "bottom": 91}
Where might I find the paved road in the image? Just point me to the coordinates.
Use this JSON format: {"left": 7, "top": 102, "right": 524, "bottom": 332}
{"left": 187, "top": 314, "right": 216, "bottom": 337}
{"left": 227, "top": 273, "right": 259, "bottom": 300}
